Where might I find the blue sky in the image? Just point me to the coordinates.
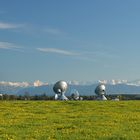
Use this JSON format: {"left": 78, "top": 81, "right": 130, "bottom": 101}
{"left": 0, "top": 0, "right": 140, "bottom": 83}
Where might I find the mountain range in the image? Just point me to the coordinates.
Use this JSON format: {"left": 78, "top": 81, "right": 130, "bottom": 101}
{"left": 0, "top": 80, "right": 140, "bottom": 96}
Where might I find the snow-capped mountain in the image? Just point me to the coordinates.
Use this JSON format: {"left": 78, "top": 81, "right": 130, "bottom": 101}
{"left": 1, "top": 80, "right": 140, "bottom": 96}
{"left": 98, "top": 79, "right": 140, "bottom": 86}
{"left": 0, "top": 81, "right": 29, "bottom": 95}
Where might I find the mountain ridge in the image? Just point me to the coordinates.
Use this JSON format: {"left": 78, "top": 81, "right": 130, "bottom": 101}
{"left": 1, "top": 80, "right": 140, "bottom": 96}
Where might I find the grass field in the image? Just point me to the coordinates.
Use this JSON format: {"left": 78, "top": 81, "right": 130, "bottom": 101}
{"left": 0, "top": 101, "right": 140, "bottom": 140}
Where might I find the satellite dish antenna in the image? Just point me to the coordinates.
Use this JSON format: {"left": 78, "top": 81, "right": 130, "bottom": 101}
{"left": 53, "top": 80, "right": 68, "bottom": 100}
{"left": 71, "top": 89, "right": 80, "bottom": 100}
{"left": 95, "top": 84, "right": 107, "bottom": 100}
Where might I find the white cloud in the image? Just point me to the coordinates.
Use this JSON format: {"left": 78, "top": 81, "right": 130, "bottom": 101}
{"left": 0, "top": 41, "right": 22, "bottom": 51}
{"left": 37, "top": 48, "right": 112, "bottom": 61}
{"left": 0, "top": 22, "right": 23, "bottom": 29}
{"left": 37, "top": 47, "right": 79, "bottom": 56}
{"left": 37, "top": 47, "right": 118, "bottom": 62}
{"left": 0, "top": 42, "right": 14, "bottom": 49}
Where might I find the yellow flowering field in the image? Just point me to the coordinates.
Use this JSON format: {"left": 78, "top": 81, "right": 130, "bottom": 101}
{"left": 0, "top": 101, "right": 140, "bottom": 140}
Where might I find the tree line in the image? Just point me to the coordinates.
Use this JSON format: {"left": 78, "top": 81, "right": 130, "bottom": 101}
{"left": 0, "top": 93, "right": 140, "bottom": 100}
{"left": 0, "top": 91, "right": 96, "bottom": 100}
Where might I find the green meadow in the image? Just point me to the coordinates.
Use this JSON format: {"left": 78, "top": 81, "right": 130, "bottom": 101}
{"left": 0, "top": 101, "right": 140, "bottom": 140}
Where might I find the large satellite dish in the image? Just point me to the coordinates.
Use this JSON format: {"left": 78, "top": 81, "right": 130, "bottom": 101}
{"left": 53, "top": 80, "right": 68, "bottom": 100}
{"left": 71, "top": 89, "right": 80, "bottom": 100}
{"left": 95, "top": 84, "right": 107, "bottom": 100}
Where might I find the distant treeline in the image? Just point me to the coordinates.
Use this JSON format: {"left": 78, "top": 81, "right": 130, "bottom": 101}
{"left": 0, "top": 93, "right": 140, "bottom": 100}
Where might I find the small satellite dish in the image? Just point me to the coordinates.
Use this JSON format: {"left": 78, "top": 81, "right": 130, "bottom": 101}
{"left": 71, "top": 89, "right": 80, "bottom": 100}
{"left": 53, "top": 80, "right": 68, "bottom": 100}
{"left": 95, "top": 84, "right": 107, "bottom": 100}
